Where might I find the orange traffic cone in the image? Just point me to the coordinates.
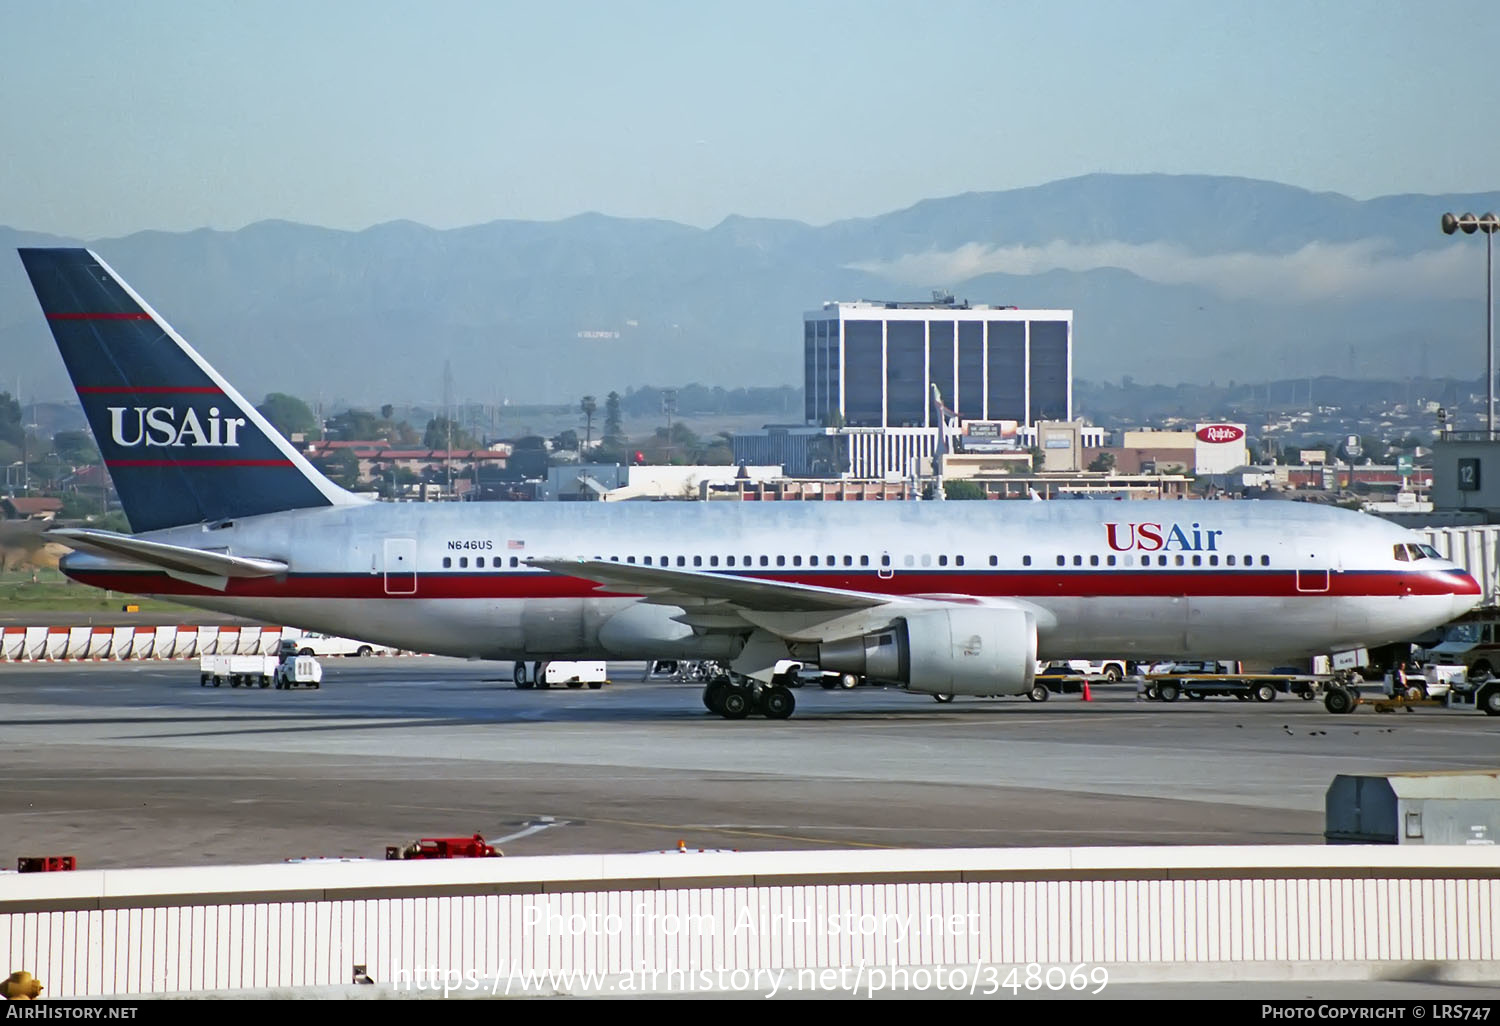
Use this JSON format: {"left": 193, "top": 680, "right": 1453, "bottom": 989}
{"left": 1082, "top": 681, "right": 1092, "bottom": 702}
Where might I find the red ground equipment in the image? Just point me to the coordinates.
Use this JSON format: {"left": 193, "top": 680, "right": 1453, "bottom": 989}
{"left": 385, "top": 834, "right": 502, "bottom": 860}
{"left": 17, "top": 856, "right": 76, "bottom": 872}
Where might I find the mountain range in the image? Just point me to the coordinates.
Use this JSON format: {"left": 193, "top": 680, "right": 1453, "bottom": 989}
{"left": 3, "top": 173, "right": 1498, "bottom": 411}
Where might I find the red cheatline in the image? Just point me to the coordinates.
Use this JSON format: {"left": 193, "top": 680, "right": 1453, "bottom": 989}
{"left": 105, "top": 459, "right": 294, "bottom": 468}
{"left": 77, "top": 386, "right": 222, "bottom": 394}
{"left": 46, "top": 312, "right": 152, "bottom": 320}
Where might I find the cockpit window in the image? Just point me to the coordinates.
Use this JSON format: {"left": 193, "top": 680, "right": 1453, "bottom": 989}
{"left": 1418, "top": 544, "right": 1442, "bottom": 559}
{"left": 1394, "top": 545, "right": 1410, "bottom": 562}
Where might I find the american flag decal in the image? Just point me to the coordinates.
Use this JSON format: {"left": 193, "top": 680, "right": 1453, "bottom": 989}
{"left": 507, "top": 540, "right": 525, "bottom": 550}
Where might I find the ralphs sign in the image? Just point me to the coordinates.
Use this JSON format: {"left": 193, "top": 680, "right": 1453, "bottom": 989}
{"left": 1196, "top": 424, "right": 1244, "bottom": 444}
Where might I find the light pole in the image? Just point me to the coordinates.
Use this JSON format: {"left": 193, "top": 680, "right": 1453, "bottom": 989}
{"left": 1442, "top": 212, "right": 1500, "bottom": 436}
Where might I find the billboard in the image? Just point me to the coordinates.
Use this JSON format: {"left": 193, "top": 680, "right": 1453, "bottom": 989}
{"left": 960, "top": 420, "right": 1020, "bottom": 452}
{"left": 1195, "top": 423, "right": 1249, "bottom": 475}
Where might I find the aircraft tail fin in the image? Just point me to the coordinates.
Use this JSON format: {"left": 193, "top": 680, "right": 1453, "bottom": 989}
{"left": 18, "top": 248, "right": 359, "bottom": 532}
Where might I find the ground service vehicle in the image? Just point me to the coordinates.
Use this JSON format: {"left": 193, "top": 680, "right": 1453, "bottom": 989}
{"left": 513, "top": 660, "right": 607, "bottom": 689}
{"left": 290, "top": 631, "right": 390, "bottom": 658}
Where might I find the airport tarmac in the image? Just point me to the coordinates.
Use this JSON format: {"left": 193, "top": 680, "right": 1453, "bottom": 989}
{"left": 1, "top": 658, "right": 1498, "bottom": 870}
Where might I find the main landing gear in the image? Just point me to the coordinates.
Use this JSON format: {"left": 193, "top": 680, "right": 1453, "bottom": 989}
{"left": 702, "top": 672, "right": 797, "bottom": 721}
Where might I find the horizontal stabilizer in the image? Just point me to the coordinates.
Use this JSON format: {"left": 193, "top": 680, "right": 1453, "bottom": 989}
{"left": 46, "top": 528, "right": 288, "bottom": 579}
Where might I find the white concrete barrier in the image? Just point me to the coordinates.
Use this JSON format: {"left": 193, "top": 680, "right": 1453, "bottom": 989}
{"left": 1, "top": 846, "right": 1497, "bottom": 998}
{"left": 0, "top": 624, "right": 307, "bottom": 661}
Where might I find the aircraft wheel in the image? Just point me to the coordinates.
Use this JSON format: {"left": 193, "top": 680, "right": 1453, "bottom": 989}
{"left": 703, "top": 681, "right": 727, "bottom": 713}
{"left": 719, "top": 688, "right": 751, "bottom": 720}
{"left": 762, "top": 686, "right": 795, "bottom": 720}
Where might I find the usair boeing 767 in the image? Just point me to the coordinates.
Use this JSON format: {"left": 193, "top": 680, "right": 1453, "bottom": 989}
{"left": 17, "top": 248, "right": 1482, "bottom": 719}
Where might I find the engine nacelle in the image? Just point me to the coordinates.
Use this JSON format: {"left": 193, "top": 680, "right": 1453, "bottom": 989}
{"left": 802, "top": 607, "right": 1037, "bottom": 696}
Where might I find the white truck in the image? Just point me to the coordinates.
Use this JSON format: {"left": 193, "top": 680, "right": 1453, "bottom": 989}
{"left": 199, "top": 646, "right": 323, "bottom": 690}
{"left": 513, "top": 660, "right": 608, "bottom": 690}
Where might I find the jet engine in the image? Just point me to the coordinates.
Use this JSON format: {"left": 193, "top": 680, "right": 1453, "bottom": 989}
{"left": 794, "top": 607, "right": 1036, "bottom": 696}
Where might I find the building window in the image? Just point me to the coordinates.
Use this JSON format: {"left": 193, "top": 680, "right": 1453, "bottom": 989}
{"left": 844, "top": 320, "right": 884, "bottom": 426}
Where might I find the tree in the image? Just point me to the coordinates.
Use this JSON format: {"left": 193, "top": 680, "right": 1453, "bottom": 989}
{"left": 1087, "top": 451, "right": 1116, "bottom": 473}
{"left": 327, "top": 408, "right": 379, "bottom": 441}
{"left": 312, "top": 448, "right": 361, "bottom": 490}
{"left": 943, "top": 480, "right": 987, "bottom": 500}
{"left": 257, "top": 393, "right": 319, "bottom": 439}
{"left": 423, "top": 416, "right": 476, "bottom": 450}
{"left": 603, "top": 392, "right": 623, "bottom": 445}
{"left": 0, "top": 392, "right": 21, "bottom": 447}
{"left": 579, "top": 395, "right": 597, "bottom": 449}
{"left": 52, "top": 430, "right": 99, "bottom": 466}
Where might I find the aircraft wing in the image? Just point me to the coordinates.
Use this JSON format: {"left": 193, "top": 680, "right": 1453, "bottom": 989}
{"left": 525, "top": 557, "right": 888, "bottom": 612}
{"left": 45, "top": 528, "right": 288, "bottom": 580}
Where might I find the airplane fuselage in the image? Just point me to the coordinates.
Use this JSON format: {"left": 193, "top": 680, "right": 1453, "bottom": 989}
{"left": 61, "top": 498, "right": 1479, "bottom": 664}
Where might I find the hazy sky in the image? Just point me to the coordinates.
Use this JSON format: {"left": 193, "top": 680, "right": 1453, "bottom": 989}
{"left": 4, "top": 0, "right": 1498, "bottom": 239}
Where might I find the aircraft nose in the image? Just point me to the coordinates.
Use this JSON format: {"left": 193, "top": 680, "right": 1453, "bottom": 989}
{"left": 1450, "top": 569, "right": 1483, "bottom": 618}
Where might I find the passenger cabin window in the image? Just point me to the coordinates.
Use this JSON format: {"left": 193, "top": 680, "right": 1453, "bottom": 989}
{"left": 726, "top": 556, "right": 735, "bottom": 567}
{"left": 880, "top": 555, "right": 891, "bottom": 567}
{"left": 1072, "top": 555, "right": 1082, "bottom": 567}
{"left": 677, "top": 556, "right": 686, "bottom": 567}
{"left": 510, "top": 557, "right": 519, "bottom": 568}
{"left": 1227, "top": 556, "right": 1236, "bottom": 566}
{"left": 627, "top": 556, "right": 635, "bottom": 564}
{"left": 810, "top": 556, "right": 820, "bottom": 567}
{"left": 693, "top": 556, "right": 703, "bottom": 567}
{"left": 955, "top": 555, "right": 964, "bottom": 567}
{"left": 1022, "top": 556, "right": 1031, "bottom": 567}
{"left": 860, "top": 556, "right": 870, "bottom": 567}
{"left": 443, "top": 557, "right": 452, "bottom": 568}
{"left": 938, "top": 555, "right": 948, "bottom": 567}
{"left": 1090, "top": 555, "right": 1099, "bottom": 567}
{"left": 844, "top": 556, "right": 853, "bottom": 567}
{"left": 760, "top": 556, "right": 769, "bottom": 567}
{"left": 1260, "top": 556, "right": 1270, "bottom": 566}
{"left": 1056, "top": 556, "right": 1065, "bottom": 567}
{"left": 1106, "top": 555, "right": 1117, "bottom": 567}
{"left": 777, "top": 556, "right": 786, "bottom": 567}
{"left": 459, "top": 557, "right": 468, "bottom": 568}
{"left": 709, "top": 556, "right": 719, "bottom": 567}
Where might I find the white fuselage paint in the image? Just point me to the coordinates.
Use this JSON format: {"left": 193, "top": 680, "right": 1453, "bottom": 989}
{"left": 62, "top": 499, "right": 1480, "bottom": 667}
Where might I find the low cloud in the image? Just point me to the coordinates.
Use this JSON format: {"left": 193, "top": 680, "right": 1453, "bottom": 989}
{"left": 850, "top": 239, "right": 1478, "bottom": 303}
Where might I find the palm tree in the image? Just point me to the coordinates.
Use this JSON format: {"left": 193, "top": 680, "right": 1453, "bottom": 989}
{"left": 580, "top": 395, "right": 597, "bottom": 450}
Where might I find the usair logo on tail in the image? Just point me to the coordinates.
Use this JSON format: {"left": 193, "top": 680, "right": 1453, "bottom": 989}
{"left": 107, "top": 406, "right": 248, "bottom": 448}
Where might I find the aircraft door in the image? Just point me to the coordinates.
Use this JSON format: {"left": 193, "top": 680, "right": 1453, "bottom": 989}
{"left": 383, "top": 537, "right": 418, "bottom": 595}
{"left": 1293, "top": 536, "right": 1331, "bottom": 594}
